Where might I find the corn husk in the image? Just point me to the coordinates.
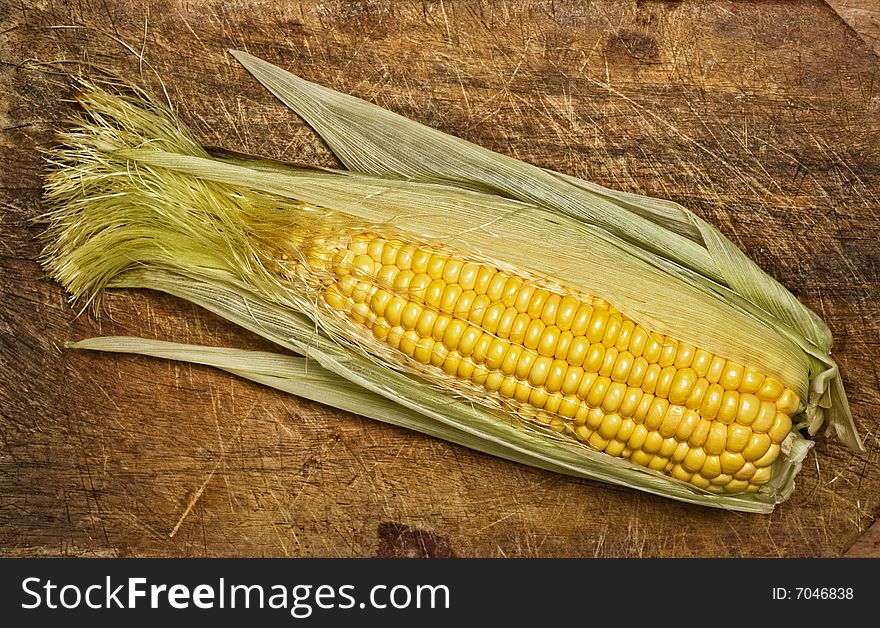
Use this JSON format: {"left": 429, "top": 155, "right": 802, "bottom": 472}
{"left": 39, "top": 53, "right": 862, "bottom": 513}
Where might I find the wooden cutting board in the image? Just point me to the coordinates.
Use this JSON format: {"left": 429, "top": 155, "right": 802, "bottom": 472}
{"left": 2, "top": 0, "right": 878, "bottom": 557}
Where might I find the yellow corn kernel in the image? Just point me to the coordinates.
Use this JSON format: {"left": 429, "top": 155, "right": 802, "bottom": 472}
{"left": 453, "top": 289, "right": 476, "bottom": 319}
{"left": 704, "top": 423, "right": 727, "bottom": 455}
{"left": 408, "top": 273, "right": 431, "bottom": 301}
{"left": 618, "top": 387, "right": 643, "bottom": 418}
{"left": 587, "top": 308, "right": 610, "bottom": 343}
{"left": 754, "top": 444, "right": 781, "bottom": 468}
{"left": 696, "top": 383, "right": 722, "bottom": 419}
{"left": 683, "top": 447, "right": 707, "bottom": 473}
{"left": 734, "top": 462, "right": 757, "bottom": 481}
{"left": 673, "top": 342, "right": 696, "bottom": 368}
{"left": 602, "top": 316, "right": 621, "bottom": 347}
{"left": 751, "top": 466, "right": 773, "bottom": 485}
{"left": 458, "top": 326, "right": 482, "bottom": 357}
{"left": 410, "top": 246, "right": 431, "bottom": 274}
{"left": 555, "top": 296, "right": 580, "bottom": 331}
{"left": 690, "top": 474, "right": 712, "bottom": 490}
{"left": 628, "top": 326, "right": 649, "bottom": 356}
{"left": 675, "top": 410, "right": 700, "bottom": 441}
{"left": 456, "top": 261, "right": 479, "bottom": 289}
{"left": 440, "top": 258, "right": 462, "bottom": 284}
{"left": 576, "top": 371, "right": 597, "bottom": 399}
{"left": 645, "top": 397, "right": 669, "bottom": 431}
{"left": 775, "top": 389, "right": 800, "bottom": 415}
{"left": 583, "top": 343, "right": 605, "bottom": 373}
{"left": 570, "top": 304, "right": 593, "bottom": 336}
{"left": 633, "top": 392, "right": 653, "bottom": 422}
{"left": 468, "top": 294, "right": 491, "bottom": 325}
{"left": 617, "top": 418, "right": 636, "bottom": 442}
{"left": 485, "top": 338, "right": 508, "bottom": 371}
{"left": 654, "top": 365, "right": 677, "bottom": 398}
{"left": 587, "top": 376, "right": 612, "bottom": 408}
{"left": 643, "top": 431, "right": 663, "bottom": 454}
{"left": 611, "top": 351, "right": 635, "bottom": 383}
{"left": 688, "top": 419, "right": 711, "bottom": 448}
{"left": 685, "top": 378, "right": 709, "bottom": 410}
{"left": 719, "top": 362, "right": 744, "bottom": 390}
{"left": 628, "top": 424, "right": 649, "bottom": 450}
{"left": 496, "top": 307, "right": 517, "bottom": 339}
{"left": 558, "top": 395, "right": 581, "bottom": 419}
{"left": 701, "top": 455, "right": 722, "bottom": 479}
{"left": 424, "top": 278, "right": 445, "bottom": 309}
{"left": 705, "top": 356, "right": 726, "bottom": 384}
{"left": 412, "top": 335, "right": 434, "bottom": 364}
{"left": 657, "top": 342, "right": 677, "bottom": 368}
{"left": 508, "top": 312, "right": 531, "bottom": 345}
{"left": 525, "top": 287, "right": 548, "bottom": 318}
{"left": 442, "top": 351, "right": 462, "bottom": 376}
{"left": 471, "top": 333, "right": 492, "bottom": 363}
{"left": 742, "top": 433, "right": 772, "bottom": 462}
{"left": 529, "top": 356, "right": 552, "bottom": 388}
{"left": 659, "top": 437, "right": 678, "bottom": 458}
{"left": 615, "top": 320, "right": 635, "bottom": 352}
{"left": 736, "top": 392, "right": 761, "bottom": 425}
{"left": 554, "top": 330, "right": 573, "bottom": 360}
{"left": 641, "top": 363, "right": 662, "bottom": 394}
{"left": 538, "top": 325, "right": 561, "bottom": 358}
{"left": 768, "top": 412, "right": 792, "bottom": 444}
{"left": 671, "top": 441, "right": 690, "bottom": 463}
{"left": 726, "top": 424, "right": 752, "bottom": 453}
{"left": 540, "top": 294, "right": 561, "bottom": 325}
{"left": 690, "top": 349, "right": 713, "bottom": 378}
{"left": 739, "top": 369, "right": 765, "bottom": 394}
{"left": 601, "top": 382, "right": 626, "bottom": 414}
{"left": 630, "top": 450, "right": 653, "bottom": 467}
{"left": 756, "top": 377, "right": 784, "bottom": 402}
{"left": 589, "top": 431, "right": 612, "bottom": 453}
{"left": 561, "top": 365, "right": 585, "bottom": 396}
{"left": 598, "top": 413, "right": 622, "bottom": 440}
{"left": 668, "top": 368, "right": 697, "bottom": 405}
{"left": 648, "top": 455, "right": 669, "bottom": 471}
{"left": 752, "top": 400, "right": 777, "bottom": 433}
{"left": 545, "top": 360, "right": 568, "bottom": 394}
{"left": 658, "top": 405, "right": 684, "bottom": 439}
{"left": 605, "top": 440, "right": 627, "bottom": 457}
{"left": 724, "top": 479, "right": 750, "bottom": 493}
{"left": 720, "top": 451, "right": 745, "bottom": 475}
{"left": 717, "top": 390, "right": 740, "bottom": 424}
{"left": 627, "top": 356, "right": 649, "bottom": 387}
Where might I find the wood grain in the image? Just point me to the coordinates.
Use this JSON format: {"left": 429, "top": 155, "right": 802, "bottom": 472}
{"left": 1, "top": 0, "right": 879, "bottom": 557}
{"left": 845, "top": 518, "right": 880, "bottom": 557}
{"left": 827, "top": 0, "right": 880, "bottom": 54}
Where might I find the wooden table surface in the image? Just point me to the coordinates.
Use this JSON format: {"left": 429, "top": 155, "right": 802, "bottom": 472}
{"left": 2, "top": 0, "right": 879, "bottom": 557}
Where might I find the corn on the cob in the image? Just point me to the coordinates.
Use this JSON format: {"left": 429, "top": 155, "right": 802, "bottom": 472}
{"left": 289, "top": 230, "right": 796, "bottom": 493}
{"left": 39, "top": 52, "right": 863, "bottom": 512}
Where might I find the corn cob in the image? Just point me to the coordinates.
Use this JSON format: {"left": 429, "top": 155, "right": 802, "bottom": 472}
{"left": 288, "top": 230, "right": 796, "bottom": 493}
